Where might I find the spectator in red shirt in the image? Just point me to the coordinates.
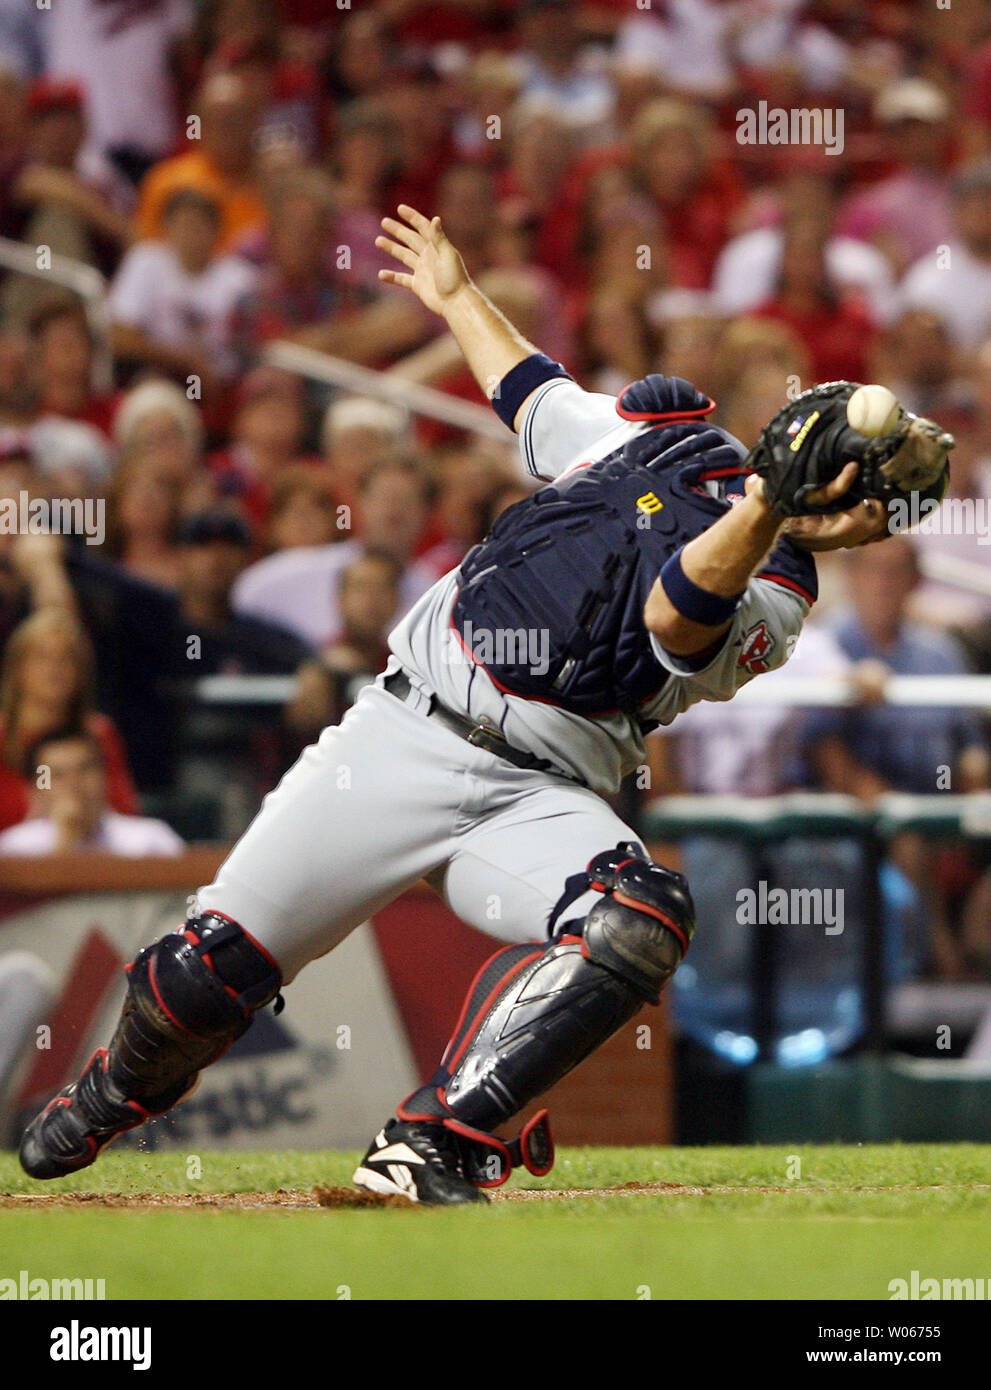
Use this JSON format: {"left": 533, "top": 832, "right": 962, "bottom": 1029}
{"left": 433, "top": 162, "right": 500, "bottom": 280}
{"left": 324, "top": 10, "right": 396, "bottom": 105}
{"left": 208, "top": 367, "right": 311, "bottom": 531}
{"left": 626, "top": 98, "right": 743, "bottom": 289}
{"left": 231, "top": 165, "right": 425, "bottom": 367}
{"left": 383, "top": 70, "right": 459, "bottom": 214}
{"left": 452, "top": 51, "right": 524, "bottom": 161}
{"left": 329, "top": 101, "right": 402, "bottom": 290}
{"left": 194, "top": 4, "right": 322, "bottom": 159}
{"left": 962, "top": 38, "right": 991, "bottom": 157}
{"left": 753, "top": 212, "right": 876, "bottom": 383}
{"left": 0, "top": 609, "right": 137, "bottom": 833}
{"left": 0, "top": 726, "right": 184, "bottom": 857}
{"left": 496, "top": 109, "right": 583, "bottom": 288}
{"left": 26, "top": 299, "right": 116, "bottom": 438}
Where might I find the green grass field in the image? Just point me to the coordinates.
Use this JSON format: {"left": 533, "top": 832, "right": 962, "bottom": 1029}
{"left": 2, "top": 1145, "right": 990, "bottom": 1300}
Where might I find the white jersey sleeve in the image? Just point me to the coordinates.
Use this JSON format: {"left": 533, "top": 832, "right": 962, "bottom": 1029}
{"left": 518, "top": 378, "right": 635, "bottom": 481}
{"left": 108, "top": 242, "right": 163, "bottom": 328}
{"left": 647, "top": 576, "right": 807, "bottom": 712}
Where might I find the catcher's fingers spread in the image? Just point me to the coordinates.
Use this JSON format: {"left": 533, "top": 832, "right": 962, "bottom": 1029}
{"left": 804, "top": 459, "right": 858, "bottom": 508}
{"left": 375, "top": 234, "right": 418, "bottom": 270}
{"left": 380, "top": 216, "right": 423, "bottom": 252}
{"left": 377, "top": 268, "right": 414, "bottom": 290}
{"left": 397, "top": 204, "right": 437, "bottom": 238}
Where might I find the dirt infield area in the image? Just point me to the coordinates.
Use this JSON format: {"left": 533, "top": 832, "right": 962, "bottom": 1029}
{"left": 5, "top": 1179, "right": 934, "bottom": 1209}
{"left": 0, "top": 1180, "right": 730, "bottom": 1210}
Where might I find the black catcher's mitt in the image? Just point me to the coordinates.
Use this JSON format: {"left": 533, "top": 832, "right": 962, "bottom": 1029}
{"left": 745, "top": 381, "right": 953, "bottom": 517}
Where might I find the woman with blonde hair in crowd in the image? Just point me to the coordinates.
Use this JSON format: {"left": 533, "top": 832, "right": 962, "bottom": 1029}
{"left": 626, "top": 98, "right": 743, "bottom": 288}
{"left": 711, "top": 316, "right": 812, "bottom": 404}
{"left": 0, "top": 609, "right": 137, "bottom": 832}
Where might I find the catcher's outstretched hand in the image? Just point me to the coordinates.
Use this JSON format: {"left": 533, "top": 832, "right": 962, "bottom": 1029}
{"left": 376, "top": 205, "right": 469, "bottom": 316}
{"left": 746, "top": 460, "right": 888, "bottom": 549}
{"left": 799, "top": 459, "right": 859, "bottom": 511}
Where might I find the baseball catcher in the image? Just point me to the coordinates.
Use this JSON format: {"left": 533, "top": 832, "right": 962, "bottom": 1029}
{"left": 19, "top": 207, "right": 952, "bottom": 1204}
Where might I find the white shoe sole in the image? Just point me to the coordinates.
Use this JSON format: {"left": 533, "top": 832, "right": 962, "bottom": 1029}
{"left": 352, "top": 1164, "right": 420, "bottom": 1203}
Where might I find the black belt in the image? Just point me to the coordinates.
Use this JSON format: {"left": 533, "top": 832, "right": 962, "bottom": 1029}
{"left": 383, "top": 669, "right": 583, "bottom": 785}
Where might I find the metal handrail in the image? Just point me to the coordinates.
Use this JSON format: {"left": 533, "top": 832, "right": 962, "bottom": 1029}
{"left": 191, "top": 671, "right": 991, "bottom": 708}
{"left": 263, "top": 339, "right": 508, "bottom": 441}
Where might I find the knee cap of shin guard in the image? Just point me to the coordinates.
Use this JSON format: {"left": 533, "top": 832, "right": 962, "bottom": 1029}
{"left": 128, "top": 913, "right": 282, "bottom": 1040}
{"left": 583, "top": 859, "right": 695, "bottom": 1002}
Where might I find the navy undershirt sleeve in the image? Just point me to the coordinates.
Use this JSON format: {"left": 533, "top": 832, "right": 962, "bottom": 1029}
{"left": 492, "top": 353, "right": 572, "bottom": 429}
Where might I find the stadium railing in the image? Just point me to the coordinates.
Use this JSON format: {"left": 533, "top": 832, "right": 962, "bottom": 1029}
{"left": 191, "top": 673, "right": 991, "bottom": 707}
{"left": 642, "top": 791, "right": 991, "bottom": 1062}
{"left": 263, "top": 339, "right": 507, "bottom": 440}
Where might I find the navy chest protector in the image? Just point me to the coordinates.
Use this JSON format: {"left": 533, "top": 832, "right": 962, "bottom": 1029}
{"left": 452, "top": 375, "right": 817, "bottom": 723}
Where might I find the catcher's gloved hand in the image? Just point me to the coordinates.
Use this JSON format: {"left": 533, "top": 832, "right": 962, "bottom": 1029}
{"left": 745, "top": 381, "right": 954, "bottom": 517}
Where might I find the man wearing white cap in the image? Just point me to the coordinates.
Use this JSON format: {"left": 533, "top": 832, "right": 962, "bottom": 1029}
{"left": 837, "top": 80, "right": 954, "bottom": 275}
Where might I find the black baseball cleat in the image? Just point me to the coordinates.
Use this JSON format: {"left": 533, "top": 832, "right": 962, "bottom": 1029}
{"left": 19, "top": 1048, "right": 187, "bottom": 1180}
{"left": 353, "top": 1118, "right": 490, "bottom": 1206}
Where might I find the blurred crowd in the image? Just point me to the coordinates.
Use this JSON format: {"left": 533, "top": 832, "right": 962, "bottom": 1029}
{"left": 0, "top": 0, "right": 990, "bottom": 985}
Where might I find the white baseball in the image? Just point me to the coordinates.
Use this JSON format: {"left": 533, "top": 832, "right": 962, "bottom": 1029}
{"left": 846, "top": 384, "right": 901, "bottom": 437}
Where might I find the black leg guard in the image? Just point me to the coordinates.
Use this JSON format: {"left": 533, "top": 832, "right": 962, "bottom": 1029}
{"left": 399, "top": 843, "right": 695, "bottom": 1186}
{"left": 19, "top": 912, "right": 282, "bottom": 1178}
{"left": 110, "top": 911, "right": 283, "bottom": 1108}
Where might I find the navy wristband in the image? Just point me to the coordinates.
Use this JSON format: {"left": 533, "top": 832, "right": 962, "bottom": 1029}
{"left": 491, "top": 353, "right": 571, "bottom": 428}
{"left": 659, "top": 551, "right": 743, "bottom": 627}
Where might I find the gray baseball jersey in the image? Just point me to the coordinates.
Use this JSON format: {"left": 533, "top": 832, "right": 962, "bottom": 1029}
{"left": 198, "top": 378, "right": 809, "bottom": 982}
{"left": 390, "top": 378, "right": 809, "bottom": 795}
